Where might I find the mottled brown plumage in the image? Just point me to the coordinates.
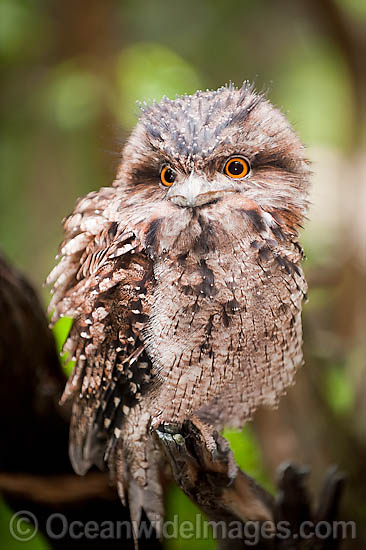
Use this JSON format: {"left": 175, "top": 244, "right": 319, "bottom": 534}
{"left": 47, "top": 82, "right": 310, "bottom": 527}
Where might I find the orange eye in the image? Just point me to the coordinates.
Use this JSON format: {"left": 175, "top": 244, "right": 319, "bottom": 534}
{"left": 160, "top": 166, "right": 177, "bottom": 187}
{"left": 224, "top": 157, "right": 250, "bottom": 179}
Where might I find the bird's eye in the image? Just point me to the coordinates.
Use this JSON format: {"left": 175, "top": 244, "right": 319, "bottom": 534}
{"left": 160, "top": 166, "right": 177, "bottom": 187}
{"left": 224, "top": 157, "right": 250, "bottom": 179}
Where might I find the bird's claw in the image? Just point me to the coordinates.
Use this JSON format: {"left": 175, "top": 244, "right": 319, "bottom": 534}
{"left": 152, "top": 416, "right": 238, "bottom": 487}
{"left": 154, "top": 422, "right": 186, "bottom": 447}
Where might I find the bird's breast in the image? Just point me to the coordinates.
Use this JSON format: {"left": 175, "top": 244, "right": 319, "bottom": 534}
{"left": 143, "top": 239, "right": 305, "bottom": 425}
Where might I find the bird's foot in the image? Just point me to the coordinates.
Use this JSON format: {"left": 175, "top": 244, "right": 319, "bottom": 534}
{"left": 152, "top": 417, "right": 273, "bottom": 523}
{"left": 152, "top": 417, "right": 240, "bottom": 508}
{"left": 153, "top": 416, "right": 235, "bottom": 477}
{"left": 153, "top": 422, "right": 186, "bottom": 448}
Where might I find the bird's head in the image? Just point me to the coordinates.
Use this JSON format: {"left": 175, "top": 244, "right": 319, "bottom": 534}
{"left": 114, "top": 83, "right": 310, "bottom": 258}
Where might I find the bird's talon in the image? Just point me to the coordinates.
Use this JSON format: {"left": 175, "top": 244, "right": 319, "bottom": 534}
{"left": 153, "top": 422, "right": 187, "bottom": 447}
{"left": 173, "top": 433, "right": 185, "bottom": 446}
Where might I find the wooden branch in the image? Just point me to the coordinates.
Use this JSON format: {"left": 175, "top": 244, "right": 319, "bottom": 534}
{"left": 154, "top": 418, "right": 345, "bottom": 549}
{"left": 0, "top": 472, "right": 114, "bottom": 505}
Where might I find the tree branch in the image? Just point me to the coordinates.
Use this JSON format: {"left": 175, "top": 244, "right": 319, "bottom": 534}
{"left": 154, "top": 418, "right": 345, "bottom": 549}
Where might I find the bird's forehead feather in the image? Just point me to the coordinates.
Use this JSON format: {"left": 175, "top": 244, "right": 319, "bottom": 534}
{"left": 137, "top": 83, "right": 266, "bottom": 161}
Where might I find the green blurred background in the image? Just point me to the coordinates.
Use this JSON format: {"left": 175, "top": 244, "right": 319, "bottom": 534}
{"left": 0, "top": 0, "right": 365, "bottom": 548}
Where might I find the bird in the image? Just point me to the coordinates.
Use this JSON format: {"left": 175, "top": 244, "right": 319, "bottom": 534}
{"left": 47, "top": 82, "right": 310, "bottom": 528}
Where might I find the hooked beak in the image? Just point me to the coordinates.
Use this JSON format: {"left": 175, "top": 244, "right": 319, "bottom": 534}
{"left": 168, "top": 174, "right": 233, "bottom": 208}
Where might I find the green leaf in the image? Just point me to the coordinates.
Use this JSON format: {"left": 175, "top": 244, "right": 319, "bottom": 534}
{"left": 324, "top": 365, "right": 353, "bottom": 415}
{"left": 0, "top": 498, "right": 49, "bottom": 550}
{"left": 222, "top": 426, "right": 273, "bottom": 492}
{"left": 52, "top": 317, "right": 75, "bottom": 377}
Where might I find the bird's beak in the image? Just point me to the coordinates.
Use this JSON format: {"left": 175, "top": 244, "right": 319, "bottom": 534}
{"left": 168, "top": 174, "right": 230, "bottom": 208}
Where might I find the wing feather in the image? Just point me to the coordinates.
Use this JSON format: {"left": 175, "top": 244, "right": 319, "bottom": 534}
{"left": 47, "top": 187, "right": 160, "bottom": 515}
